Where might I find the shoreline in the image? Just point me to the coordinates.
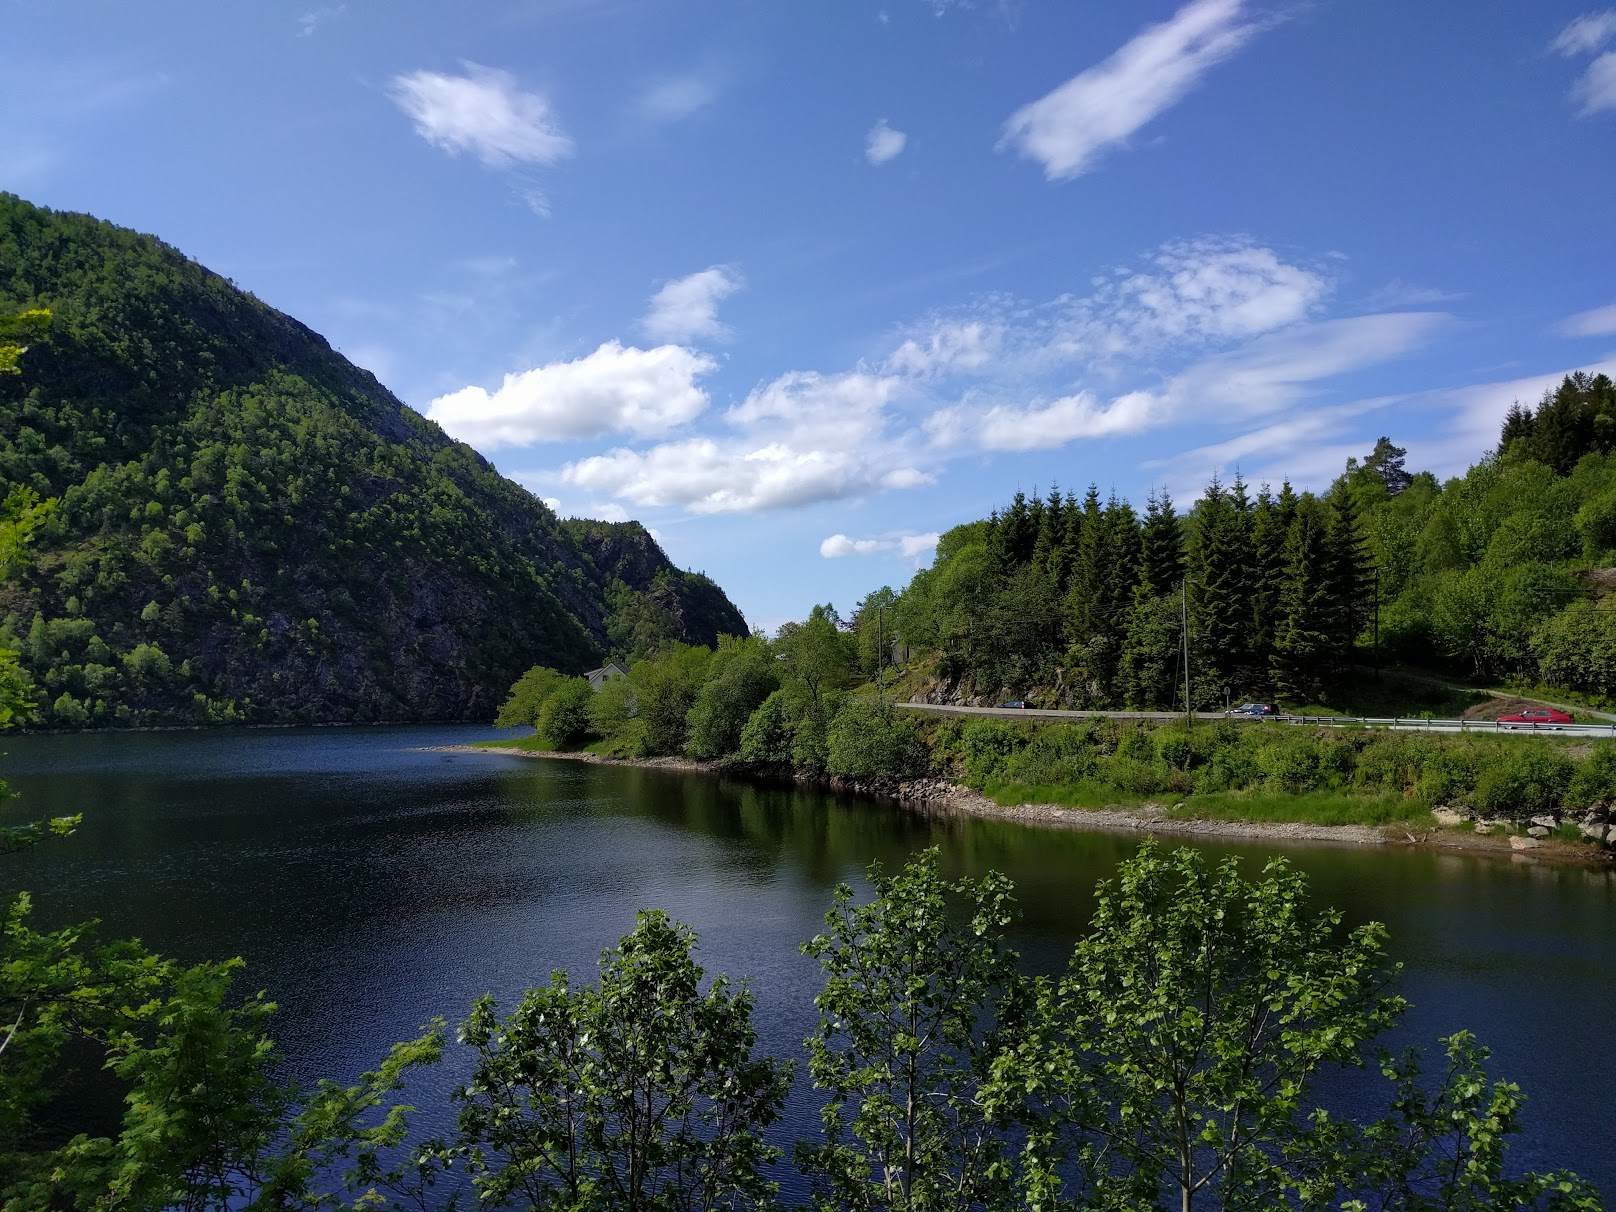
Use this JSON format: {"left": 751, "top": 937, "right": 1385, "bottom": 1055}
{"left": 431, "top": 745, "right": 1612, "bottom": 867}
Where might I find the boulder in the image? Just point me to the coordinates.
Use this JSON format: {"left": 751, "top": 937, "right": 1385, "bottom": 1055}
{"left": 1473, "top": 821, "right": 1494, "bottom": 835}
{"left": 1527, "top": 826, "right": 1551, "bottom": 839}
{"left": 1578, "top": 820, "right": 1608, "bottom": 841}
{"left": 1509, "top": 835, "right": 1542, "bottom": 851}
{"left": 1530, "top": 814, "right": 1558, "bottom": 830}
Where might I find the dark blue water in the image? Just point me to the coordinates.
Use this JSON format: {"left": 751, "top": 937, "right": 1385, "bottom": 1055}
{"left": 4, "top": 725, "right": 1612, "bottom": 1200}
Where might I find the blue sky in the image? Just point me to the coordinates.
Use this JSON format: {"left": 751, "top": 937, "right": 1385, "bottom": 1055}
{"left": 5, "top": 0, "right": 1616, "bottom": 629}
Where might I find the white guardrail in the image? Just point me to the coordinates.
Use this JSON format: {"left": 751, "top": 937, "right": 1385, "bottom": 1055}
{"left": 895, "top": 702, "right": 1616, "bottom": 738}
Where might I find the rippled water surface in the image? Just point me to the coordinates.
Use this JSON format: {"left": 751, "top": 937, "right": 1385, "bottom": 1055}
{"left": 5, "top": 725, "right": 1613, "bottom": 1200}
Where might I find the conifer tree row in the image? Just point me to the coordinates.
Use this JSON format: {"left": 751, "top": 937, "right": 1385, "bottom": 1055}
{"left": 894, "top": 370, "right": 1616, "bottom": 707}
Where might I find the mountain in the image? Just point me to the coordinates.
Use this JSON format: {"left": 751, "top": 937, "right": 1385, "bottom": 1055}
{"left": 0, "top": 194, "right": 748, "bottom": 726}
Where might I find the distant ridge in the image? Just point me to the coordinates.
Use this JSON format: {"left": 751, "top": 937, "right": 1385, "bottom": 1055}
{"left": 0, "top": 194, "right": 747, "bottom": 726}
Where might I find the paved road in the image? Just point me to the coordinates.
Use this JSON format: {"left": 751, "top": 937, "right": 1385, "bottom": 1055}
{"left": 896, "top": 701, "right": 1616, "bottom": 738}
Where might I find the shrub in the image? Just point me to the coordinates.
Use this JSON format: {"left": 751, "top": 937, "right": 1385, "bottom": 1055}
{"left": 1100, "top": 755, "right": 1164, "bottom": 796}
{"left": 1569, "top": 744, "right": 1616, "bottom": 809}
{"left": 1257, "top": 740, "right": 1318, "bottom": 793}
{"left": 739, "top": 691, "right": 793, "bottom": 763}
{"left": 959, "top": 719, "right": 1027, "bottom": 784}
{"left": 825, "top": 697, "right": 928, "bottom": 779}
{"left": 1471, "top": 748, "right": 1574, "bottom": 821}
{"left": 1116, "top": 728, "right": 1155, "bottom": 764}
{"left": 1006, "top": 726, "right": 1097, "bottom": 786}
{"left": 536, "top": 677, "right": 597, "bottom": 748}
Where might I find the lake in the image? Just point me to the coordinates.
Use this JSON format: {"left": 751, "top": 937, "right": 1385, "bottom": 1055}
{"left": 4, "top": 724, "right": 1612, "bottom": 1201}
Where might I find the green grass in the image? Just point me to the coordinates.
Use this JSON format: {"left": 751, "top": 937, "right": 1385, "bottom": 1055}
{"left": 473, "top": 734, "right": 556, "bottom": 752}
{"left": 1286, "top": 667, "right": 1489, "bottom": 720}
{"left": 980, "top": 778, "right": 1430, "bottom": 829}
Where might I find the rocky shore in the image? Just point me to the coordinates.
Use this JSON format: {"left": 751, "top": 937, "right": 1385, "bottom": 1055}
{"left": 439, "top": 746, "right": 1612, "bottom": 865}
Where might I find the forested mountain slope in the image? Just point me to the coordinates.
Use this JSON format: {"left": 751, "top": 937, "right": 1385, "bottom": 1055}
{"left": 887, "top": 372, "right": 1616, "bottom": 709}
{"left": 0, "top": 194, "right": 747, "bottom": 726}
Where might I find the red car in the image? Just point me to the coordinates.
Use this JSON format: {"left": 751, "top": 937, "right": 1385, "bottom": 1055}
{"left": 1497, "top": 708, "right": 1572, "bottom": 729}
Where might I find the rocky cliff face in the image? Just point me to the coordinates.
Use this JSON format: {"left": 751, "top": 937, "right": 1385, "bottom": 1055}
{"left": 0, "top": 194, "right": 747, "bottom": 726}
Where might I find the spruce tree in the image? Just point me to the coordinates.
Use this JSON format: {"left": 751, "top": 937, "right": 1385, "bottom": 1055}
{"left": 1188, "top": 475, "right": 1254, "bottom": 701}
{"left": 1138, "top": 490, "right": 1184, "bottom": 597}
{"left": 1271, "top": 495, "right": 1334, "bottom": 703}
{"left": 1325, "top": 485, "right": 1374, "bottom": 665}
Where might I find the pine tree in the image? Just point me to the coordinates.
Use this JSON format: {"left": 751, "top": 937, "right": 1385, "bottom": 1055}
{"left": 1362, "top": 436, "right": 1413, "bottom": 496}
{"left": 1188, "top": 476, "right": 1255, "bottom": 700}
{"left": 1325, "top": 486, "right": 1374, "bottom": 665}
{"left": 1271, "top": 495, "right": 1334, "bottom": 704}
{"left": 1247, "top": 486, "right": 1285, "bottom": 692}
{"left": 1138, "top": 490, "right": 1184, "bottom": 597}
{"left": 1118, "top": 587, "right": 1183, "bottom": 710}
{"left": 1498, "top": 402, "right": 1535, "bottom": 455}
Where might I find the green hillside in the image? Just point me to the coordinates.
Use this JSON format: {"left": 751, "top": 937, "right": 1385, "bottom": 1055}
{"left": 885, "top": 374, "right": 1616, "bottom": 709}
{"left": 0, "top": 194, "right": 747, "bottom": 726}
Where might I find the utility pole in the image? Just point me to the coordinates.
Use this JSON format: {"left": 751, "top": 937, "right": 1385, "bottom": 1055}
{"left": 1181, "top": 575, "right": 1193, "bottom": 726}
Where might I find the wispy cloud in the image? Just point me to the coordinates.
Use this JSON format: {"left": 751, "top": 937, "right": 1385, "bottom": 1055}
{"left": 1558, "top": 302, "right": 1616, "bottom": 337}
{"left": 297, "top": 5, "right": 345, "bottom": 36}
{"left": 866, "top": 119, "right": 908, "bottom": 165}
{"left": 1551, "top": 11, "right": 1616, "bottom": 114}
{"left": 1000, "top": 0, "right": 1273, "bottom": 180}
{"left": 1551, "top": 11, "right": 1616, "bottom": 56}
{"left": 641, "top": 267, "right": 744, "bottom": 343}
{"left": 389, "top": 63, "right": 572, "bottom": 168}
{"left": 638, "top": 74, "right": 720, "bottom": 124}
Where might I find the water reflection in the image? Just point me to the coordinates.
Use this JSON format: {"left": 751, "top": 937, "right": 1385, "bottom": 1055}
{"left": 3, "top": 727, "right": 1612, "bottom": 1199}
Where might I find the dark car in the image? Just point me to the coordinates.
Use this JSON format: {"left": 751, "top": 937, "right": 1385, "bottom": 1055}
{"left": 1226, "top": 702, "right": 1279, "bottom": 717}
{"left": 1497, "top": 708, "right": 1572, "bottom": 729}
{"left": 998, "top": 700, "right": 1031, "bottom": 709}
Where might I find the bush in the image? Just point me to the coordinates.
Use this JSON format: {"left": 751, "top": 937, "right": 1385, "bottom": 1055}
{"left": 1471, "top": 748, "right": 1574, "bottom": 821}
{"left": 739, "top": 690, "right": 793, "bottom": 763}
{"left": 1115, "top": 728, "right": 1155, "bottom": 764}
{"left": 1257, "top": 740, "right": 1319, "bottom": 793}
{"left": 825, "top": 698, "right": 928, "bottom": 779}
{"left": 1569, "top": 744, "right": 1616, "bottom": 809}
{"left": 959, "top": 719, "right": 1026, "bottom": 784}
{"left": 537, "top": 677, "right": 597, "bottom": 748}
{"left": 1005, "top": 726, "right": 1097, "bottom": 786}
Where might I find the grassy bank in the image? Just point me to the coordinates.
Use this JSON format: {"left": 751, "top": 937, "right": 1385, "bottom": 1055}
{"left": 930, "top": 714, "right": 1613, "bottom": 838}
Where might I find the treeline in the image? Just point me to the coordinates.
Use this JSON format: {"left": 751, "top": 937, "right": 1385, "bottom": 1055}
{"left": 4, "top": 831, "right": 1600, "bottom": 1209}
{"left": 886, "top": 370, "right": 1616, "bottom": 707}
{"left": 499, "top": 608, "right": 929, "bottom": 782}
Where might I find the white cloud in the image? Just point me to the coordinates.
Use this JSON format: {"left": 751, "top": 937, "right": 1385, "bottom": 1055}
{"left": 1000, "top": 0, "right": 1269, "bottom": 180}
{"left": 886, "top": 320, "right": 1002, "bottom": 374}
{"left": 898, "top": 238, "right": 1326, "bottom": 381}
{"left": 562, "top": 440, "right": 917, "bottom": 515}
{"left": 820, "top": 531, "right": 941, "bottom": 559}
{"left": 1552, "top": 11, "right": 1616, "bottom": 56}
{"left": 639, "top": 75, "right": 720, "bottom": 124}
{"left": 390, "top": 64, "right": 572, "bottom": 168}
{"left": 557, "top": 369, "right": 926, "bottom": 515}
{"left": 426, "top": 341, "right": 715, "bottom": 449}
{"left": 865, "top": 119, "right": 908, "bottom": 165}
{"left": 641, "top": 267, "right": 743, "bottom": 343}
{"left": 1572, "top": 51, "right": 1616, "bottom": 113}
{"left": 1104, "top": 238, "right": 1325, "bottom": 344}
{"left": 976, "top": 389, "right": 1163, "bottom": 450}
{"left": 1560, "top": 302, "right": 1616, "bottom": 337}
{"left": 1174, "top": 312, "right": 1447, "bottom": 415}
